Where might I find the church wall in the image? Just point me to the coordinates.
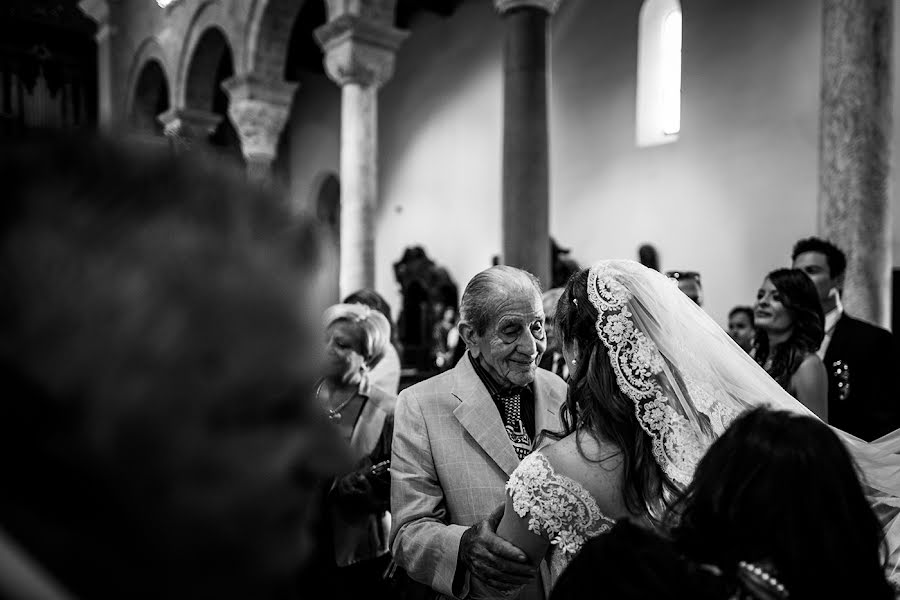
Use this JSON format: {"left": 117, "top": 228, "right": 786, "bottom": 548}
{"left": 357, "top": 0, "right": 825, "bottom": 324}
{"left": 281, "top": 72, "right": 341, "bottom": 214}
{"left": 551, "top": 0, "right": 822, "bottom": 324}
{"left": 376, "top": 1, "right": 505, "bottom": 314}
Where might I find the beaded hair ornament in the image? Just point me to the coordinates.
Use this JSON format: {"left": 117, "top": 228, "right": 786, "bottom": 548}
{"left": 735, "top": 561, "right": 790, "bottom": 599}
{"left": 587, "top": 263, "right": 738, "bottom": 485}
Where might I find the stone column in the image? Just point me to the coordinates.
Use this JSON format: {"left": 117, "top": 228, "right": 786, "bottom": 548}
{"left": 222, "top": 75, "right": 297, "bottom": 183}
{"left": 315, "top": 1, "right": 407, "bottom": 298}
{"left": 819, "top": 0, "right": 893, "bottom": 327}
{"left": 78, "top": 0, "right": 116, "bottom": 129}
{"left": 157, "top": 107, "right": 222, "bottom": 152}
{"left": 495, "top": 0, "right": 561, "bottom": 288}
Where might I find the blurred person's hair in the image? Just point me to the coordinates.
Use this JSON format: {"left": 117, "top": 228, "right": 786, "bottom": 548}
{"left": 667, "top": 408, "right": 893, "bottom": 600}
{"left": 638, "top": 244, "right": 660, "bottom": 271}
{"left": 551, "top": 520, "right": 728, "bottom": 600}
{"left": 0, "top": 133, "right": 341, "bottom": 600}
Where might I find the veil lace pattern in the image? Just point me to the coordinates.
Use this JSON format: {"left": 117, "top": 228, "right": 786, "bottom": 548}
{"left": 588, "top": 263, "right": 739, "bottom": 485}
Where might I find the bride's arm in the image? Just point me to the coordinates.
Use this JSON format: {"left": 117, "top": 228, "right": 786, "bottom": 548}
{"left": 793, "top": 354, "right": 828, "bottom": 422}
{"left": 496, "top": 494, "right": 550, "bottom": 566}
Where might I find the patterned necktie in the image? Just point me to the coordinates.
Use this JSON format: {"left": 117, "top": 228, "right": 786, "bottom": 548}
{"left": 499, "top": 389, "right": 533, "bottom": 460}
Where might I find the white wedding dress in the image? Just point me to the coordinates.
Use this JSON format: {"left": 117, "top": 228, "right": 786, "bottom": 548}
{"left": 506, "top": 452, "right": 616, "bottom": 585}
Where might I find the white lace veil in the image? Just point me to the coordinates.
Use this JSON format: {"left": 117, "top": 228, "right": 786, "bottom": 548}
{"left": 584, "top": 260, "right": 900, "bottom": 579}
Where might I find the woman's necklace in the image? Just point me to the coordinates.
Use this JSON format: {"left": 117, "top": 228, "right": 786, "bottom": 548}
{"left": 315, "top": 380, "right": 356, "bottom": 424}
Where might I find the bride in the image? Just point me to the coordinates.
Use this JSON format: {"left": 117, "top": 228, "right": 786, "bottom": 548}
{"left": 494, "top": 260, "right": 900, "bottom": 596}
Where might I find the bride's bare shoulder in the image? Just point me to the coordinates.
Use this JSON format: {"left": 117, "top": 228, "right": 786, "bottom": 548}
{"left": 540, "top": 431, "right": 624, "bottom": 478}
{"left": 537, "top": 431, "right": 630, "bottom": 518}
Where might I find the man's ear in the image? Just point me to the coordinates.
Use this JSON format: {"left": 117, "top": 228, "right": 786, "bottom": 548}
{"left": 834, "top": 272, "right": 845, "bottom": 295}
{"left": 458, "top": 322, "right": 480, "bottom": 358}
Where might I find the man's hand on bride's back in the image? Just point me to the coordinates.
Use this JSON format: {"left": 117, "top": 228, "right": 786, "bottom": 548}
{"left": 458, "top": 504, "right": 537, "bottom": 592}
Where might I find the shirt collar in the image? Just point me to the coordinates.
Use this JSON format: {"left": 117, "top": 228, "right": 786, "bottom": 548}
{"left": 824, "top": 291, "right": 844, "bottom": 334}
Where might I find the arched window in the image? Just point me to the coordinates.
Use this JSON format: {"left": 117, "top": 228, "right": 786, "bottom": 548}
{"left": 636, "top": 0, "right": 682, "bottom": 147}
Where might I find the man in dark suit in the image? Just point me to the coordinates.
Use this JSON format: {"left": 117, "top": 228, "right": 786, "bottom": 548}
{"left": 792, "top": 237, "right": 897, "bottom": 440}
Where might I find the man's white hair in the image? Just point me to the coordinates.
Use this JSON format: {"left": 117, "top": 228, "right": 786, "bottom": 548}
{"left": 459, "top": 265, "right": 542, "bottom": 335}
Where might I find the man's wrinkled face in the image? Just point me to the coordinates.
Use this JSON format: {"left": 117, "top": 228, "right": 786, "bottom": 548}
{"left": 472, "top": 290, "right": 546, "bottom": 387}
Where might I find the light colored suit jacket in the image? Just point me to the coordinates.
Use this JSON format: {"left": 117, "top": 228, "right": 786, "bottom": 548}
{"left": 390, "top": 355, "right": 567, "bottom": 599}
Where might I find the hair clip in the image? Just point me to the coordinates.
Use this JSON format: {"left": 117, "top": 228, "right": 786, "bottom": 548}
{"left": 572, "top": 298, "right": 578, "bottom": 307}
{"left": 737, "top": 561, "right": 789, "bottom": 599}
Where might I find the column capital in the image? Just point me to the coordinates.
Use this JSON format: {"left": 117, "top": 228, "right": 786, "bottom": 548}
{"left": 222, "top": 75, "right": 298, "bottom": 168}
{"left": 494, "top": 0, "right": 562, "bottom": 15}
{"left": 158, "top": 107, "right": 222, "bottom": 143}
{"left": 79, "top": 0, "right": 111, "bottom": 23}
{"left": 222, "top": 74, "right": 297, "bottom": 108}
{"left": 79, "top": 0, "right": 118, "bottom": 40}
{"left": 315, "top": 15, "right": 408, "bottom": 88}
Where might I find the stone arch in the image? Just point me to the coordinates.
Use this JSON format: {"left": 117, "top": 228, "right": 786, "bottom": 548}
{"left": 182, "top": 27, "right": 233, "bottom": 111}
{"left": 176, "top": 0, "right": 242, "bottom": 109}
{"left": 129, "top": 60, "right": 170, "bottom": 135}
{"left": 244, "top": 0, "right": 311, "bottom": 81}
{"left": 126, "top": 37, "right": 172, "bottom": 120}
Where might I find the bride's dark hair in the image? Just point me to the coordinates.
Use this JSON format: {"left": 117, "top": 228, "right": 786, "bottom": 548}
{"left": 555, "top": 268, "right": 679, "bottom": 522}
{"left": 753, "top": 268, "right": 824, "bottom": 389}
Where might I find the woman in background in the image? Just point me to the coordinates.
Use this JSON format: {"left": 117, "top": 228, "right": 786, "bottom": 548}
{"left": 753, "top": 269, "right": 827, "bottom": 420}
{"left": 316, "top": 303, "right": 396, "bottom": 598}
{"left": 344, "top": 289, "right": 402, "bottom": 394}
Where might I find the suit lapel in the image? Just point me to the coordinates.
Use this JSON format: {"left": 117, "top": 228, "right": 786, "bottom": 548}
{"left": 824, "top": 314, "right": 849, "bottom": 365}
{"left": 451, "top": 356, "right": 521, "bottom": 477}
{"left": 533, "top": 372, "right": 562, "bottom": 450}
{"left": 349, "top": 394, "right": 386, "bottom": 461}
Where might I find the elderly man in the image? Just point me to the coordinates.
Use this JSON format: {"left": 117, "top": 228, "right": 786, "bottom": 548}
{"left": 390, "top": 266, "right": 568, "bottom": 599}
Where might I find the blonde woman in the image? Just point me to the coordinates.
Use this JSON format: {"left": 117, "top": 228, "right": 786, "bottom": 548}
{"left": 315, "top": 303, "right": 396, "bottom": 597}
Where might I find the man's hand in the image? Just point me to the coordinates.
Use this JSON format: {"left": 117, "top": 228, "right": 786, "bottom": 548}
{"left": 458, "top": 504, "right": 536, "bottom": 592}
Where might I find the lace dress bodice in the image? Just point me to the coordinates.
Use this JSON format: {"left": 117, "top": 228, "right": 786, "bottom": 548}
{"left": 506, "top": 452, "right": 616, "bottom": 585}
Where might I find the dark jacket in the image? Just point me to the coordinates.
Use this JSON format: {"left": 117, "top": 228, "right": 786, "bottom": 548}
{"left": 329, "top": 384, "right": 396, "bottom": 567}
{"left": 824, "top": 314, "right": 897, "bottom": 440}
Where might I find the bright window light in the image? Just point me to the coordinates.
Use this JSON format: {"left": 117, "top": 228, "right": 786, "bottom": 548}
{"left": 660, "top": 11, "right": 682, "bottom": 135}
{"left": 636, "top": 0, "right": 683, "bottom": 147}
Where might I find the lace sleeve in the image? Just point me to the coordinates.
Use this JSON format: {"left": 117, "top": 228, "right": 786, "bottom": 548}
{"left": 506, "top": 453, "right": 614, "bottom": 557}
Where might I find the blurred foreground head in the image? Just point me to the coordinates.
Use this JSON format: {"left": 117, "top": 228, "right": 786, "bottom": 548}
{"left": 0, "top": 134, "right": 343, "bottom": 600}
